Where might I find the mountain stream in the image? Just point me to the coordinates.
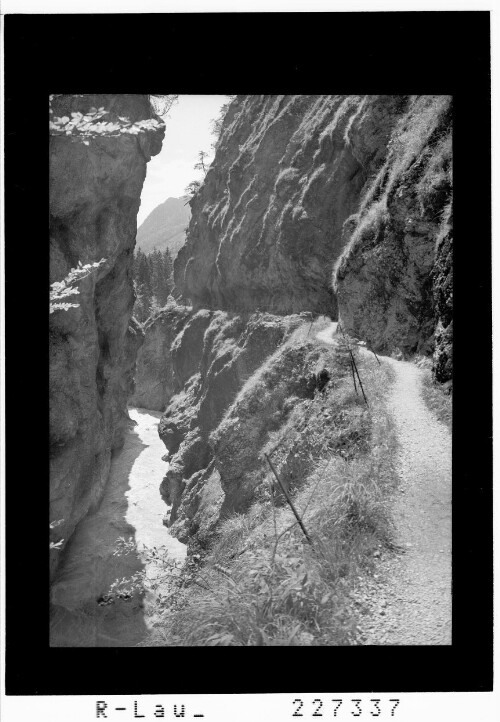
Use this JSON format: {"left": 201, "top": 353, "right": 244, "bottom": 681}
{"left": 50, "top": 408, "right": 186, "bottom": 647}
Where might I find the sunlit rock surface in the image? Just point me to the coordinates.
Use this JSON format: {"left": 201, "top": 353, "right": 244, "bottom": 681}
{"left": 175, "top": 95, "right": 452, "bottom": 377}
{"left": 158, "top": 311, "right": 306, "bottom": 541}
{"left": 175, "top": 95, "right": 406, "bottom": 315}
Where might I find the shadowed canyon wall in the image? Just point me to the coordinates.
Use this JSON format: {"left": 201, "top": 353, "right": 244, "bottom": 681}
{"left": 49, "top": 94, "right": 164, "bottom": 575}
{"left": 333, "top": 95, "right": 452, "bottom": 380}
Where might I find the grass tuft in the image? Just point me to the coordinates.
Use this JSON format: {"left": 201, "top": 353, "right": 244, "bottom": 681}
{"left": 415, "top": 356, "right": 452, "bottom": 430}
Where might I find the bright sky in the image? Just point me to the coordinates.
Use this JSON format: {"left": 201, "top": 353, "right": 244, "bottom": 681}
{"left": 137, "top": 94, "right": 228, "bottom": 225}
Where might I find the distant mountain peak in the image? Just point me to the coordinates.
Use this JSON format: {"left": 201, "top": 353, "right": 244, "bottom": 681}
{"left": 137, "top": 196, "right": 191, "bottom": 257}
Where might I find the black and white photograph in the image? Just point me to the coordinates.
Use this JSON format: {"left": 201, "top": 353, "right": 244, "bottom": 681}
{"left": 48, "top": 92, "right": 453, "bottom": 648}
{"left": 1, "top": 5, "right": 495, "bottom": 717}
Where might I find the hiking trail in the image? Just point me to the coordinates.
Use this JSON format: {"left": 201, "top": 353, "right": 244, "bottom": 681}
{"left": 317, "top": 322, "right": 452, "bottom": 645}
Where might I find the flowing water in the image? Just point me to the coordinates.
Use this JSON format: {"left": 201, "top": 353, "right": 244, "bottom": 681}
{"left": 50, "top": 408, "right": 186, "bottom": 647}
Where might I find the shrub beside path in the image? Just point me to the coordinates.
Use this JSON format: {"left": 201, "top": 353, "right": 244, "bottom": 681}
{"left": 318, "top": 323, "right": 452, "bottom": 645}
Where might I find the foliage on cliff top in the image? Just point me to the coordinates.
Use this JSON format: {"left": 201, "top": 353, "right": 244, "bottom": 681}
{"left": 49, "top": 94, "right": 176, "bottom": 145}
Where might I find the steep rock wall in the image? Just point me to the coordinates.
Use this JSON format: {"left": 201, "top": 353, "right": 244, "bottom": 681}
{"left": 157, "top": 311, "right": 306, "bottom": 541}
{"left": 130, "top": 303, "right": 193, "bottom": 411}
{"left": 49, "top": 94, "right": 164, "bottom": 574}
{"left": 175, "top": 95, "right": 408, "bottom": 315}
{"left": 210, "top": 340, "right": 337, "bottom": 516}
{"left": 333, "top": 96, "right": 452, "bottom": 379}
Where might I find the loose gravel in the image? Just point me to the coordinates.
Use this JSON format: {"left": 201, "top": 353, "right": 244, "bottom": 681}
{"left": 353, "top": 356, "right": 452, "bottom": 645}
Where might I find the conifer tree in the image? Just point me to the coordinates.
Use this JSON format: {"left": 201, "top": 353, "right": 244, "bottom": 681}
{"left": 131, "top": 246, "right": 175, "bottom": 323}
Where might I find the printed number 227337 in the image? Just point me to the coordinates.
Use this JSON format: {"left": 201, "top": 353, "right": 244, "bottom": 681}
{"left": 292, "top": 699, "right": 400, "bottom": 718}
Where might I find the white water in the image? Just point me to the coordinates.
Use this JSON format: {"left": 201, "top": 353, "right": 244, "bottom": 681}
{"left": 50, "top": 408, "right": 186, "bottom": 647}
{"left": 316, "top": 321, "right": 338, "bottom": 346}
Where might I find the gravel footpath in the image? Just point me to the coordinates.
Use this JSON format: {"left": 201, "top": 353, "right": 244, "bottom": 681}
{"left": 354, "top": 356, "right": 452, "bottom": 645}
{"left": 316, "top": 323, "right": 452, "bottom": 645}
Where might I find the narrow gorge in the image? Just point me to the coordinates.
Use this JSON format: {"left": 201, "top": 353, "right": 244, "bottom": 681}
{"left": 50, "top": 94, "right": 452, "bottom": 647}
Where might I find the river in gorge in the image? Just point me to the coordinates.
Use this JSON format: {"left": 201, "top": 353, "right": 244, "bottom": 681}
{"left": 50, "top": 408, "right": 186, "bottom": 647}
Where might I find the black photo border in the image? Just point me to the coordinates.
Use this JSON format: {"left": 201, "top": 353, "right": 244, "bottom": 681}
{"left": 3, "top": 10, "right": 492, "bottom": 695}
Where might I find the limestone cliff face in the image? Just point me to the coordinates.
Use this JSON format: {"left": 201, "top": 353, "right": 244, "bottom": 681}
{"left": 49, "top": 94, "right": 164, "bottom": 574}
{"left": 334, "top": 96, "right": 452, "bottom": 379}
{"left": 157, "top": 310, "right": 306, "bottom": 541}
{"left": 175, "top": 95, "right": 408, "bottom": 315}
{"left": 175, "top": 94, "right": 452, "bottom": 377}
{"left": 129, "top": 303, "right": 193, "bottom": 411}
